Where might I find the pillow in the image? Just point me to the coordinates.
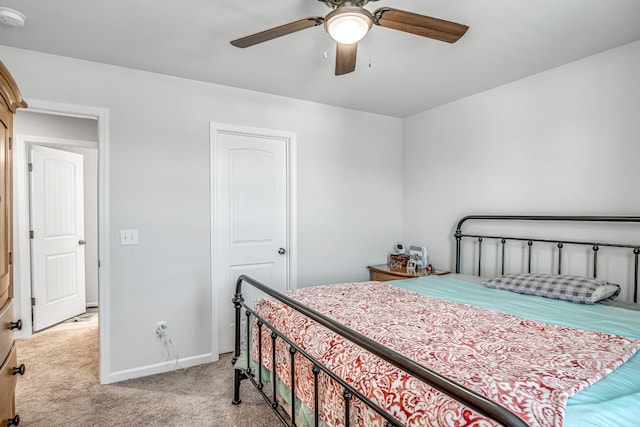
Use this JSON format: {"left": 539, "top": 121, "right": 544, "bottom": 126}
{"left": 484, "top": 273, "right": 620, "bottom": 304}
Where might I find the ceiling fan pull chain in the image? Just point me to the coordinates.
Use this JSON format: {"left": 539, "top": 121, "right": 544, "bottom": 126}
{"left": 361, "top": 35, "right": 372, "bottom": 68}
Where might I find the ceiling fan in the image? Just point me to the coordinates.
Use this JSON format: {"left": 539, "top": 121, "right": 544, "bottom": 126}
{"left": 230, "top": 0, "right": 469, "bottom": 76}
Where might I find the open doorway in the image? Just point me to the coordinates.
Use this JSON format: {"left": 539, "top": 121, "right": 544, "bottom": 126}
{"left": 11, "top": 100, "right": 111, "bottom": 384}
{"left": 14, "top": 111, "right": 98, "bottom": 332}
{"left": 14, "top": 110, "right": 98, "bottom": 332}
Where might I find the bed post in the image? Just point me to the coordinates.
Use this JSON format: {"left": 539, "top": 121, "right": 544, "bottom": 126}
{"left": 454, "top": 216, "right": 468, "bottom": 273}
{"left": 232, "top": 278, "right": 245, "bottom": 405}
{"left": 634, "top": 248, "right": 639, "bottom": 303}
{"left": 454, "top": 230, "right": 462, "bottom": 273}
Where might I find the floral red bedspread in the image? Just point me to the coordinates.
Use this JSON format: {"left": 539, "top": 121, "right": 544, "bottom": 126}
{"left": 252, "top": 281, "right": 640, "bottom": 427}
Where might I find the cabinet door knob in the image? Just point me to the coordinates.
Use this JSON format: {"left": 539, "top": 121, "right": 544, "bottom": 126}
{"left": 278, "top": 248, "right": 286, "bottom": 255}
{"left": 9, "top": 319, "right": 22, "bottom": 331}
{"left": 8, "top": 414, "right": 20, "bottom": 426}
{"left": 79, "top": 239, "right": 87, "bottom": 245}
{"left": 12, "top": 364, "right": 26, "bottom": 376}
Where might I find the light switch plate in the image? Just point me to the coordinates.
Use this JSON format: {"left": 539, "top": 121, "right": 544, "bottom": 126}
{"left": 120, "top": 229, "right": 139, "bottom": 245}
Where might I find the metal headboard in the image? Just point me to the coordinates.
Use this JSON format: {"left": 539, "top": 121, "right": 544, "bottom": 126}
{"left": 454, "top": 215, "right": 640, "bottom": 302}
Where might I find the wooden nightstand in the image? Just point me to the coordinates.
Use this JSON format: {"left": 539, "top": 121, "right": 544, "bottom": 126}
{"left": 367, "top": 264, "right": 450, "bottom": 281}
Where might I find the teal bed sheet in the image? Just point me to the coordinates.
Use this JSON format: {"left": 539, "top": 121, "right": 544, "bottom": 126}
{"left": 392, "top": 274, "right": 640, "bottom": 427}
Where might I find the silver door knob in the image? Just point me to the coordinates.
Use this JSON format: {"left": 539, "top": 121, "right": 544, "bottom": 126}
{"left": 278, "top": 248, "right": 286, "bottom": 255}
{"left": 79, "top": 240, "right": 87, "bottom": 245}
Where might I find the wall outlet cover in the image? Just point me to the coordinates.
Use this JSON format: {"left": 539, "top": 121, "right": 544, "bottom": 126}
{"left": 120, "top": 229, "right": 139, "bottom": 245}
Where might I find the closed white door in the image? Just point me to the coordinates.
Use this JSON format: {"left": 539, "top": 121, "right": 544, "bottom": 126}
{"left": 30, "top": 145, "right": 86, "bottom": 331}
{"left": 213, "top": 125, "right": 289, "bottom": 354}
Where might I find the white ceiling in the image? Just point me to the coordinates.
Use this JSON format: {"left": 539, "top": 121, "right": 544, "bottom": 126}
{"left": 1, "top": 0, "right": 639, "bottom": 117}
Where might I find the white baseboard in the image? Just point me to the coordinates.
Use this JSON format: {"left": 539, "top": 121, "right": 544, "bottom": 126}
{"left": 107, "top": 352, "right": 219, "bottom": 384}
{"left": 13, "top": 330, "right": 30, "bottom": 340}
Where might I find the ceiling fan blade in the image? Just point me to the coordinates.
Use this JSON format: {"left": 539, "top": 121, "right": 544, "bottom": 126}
{"left": 335, "top": 43, "right": 358, "bottom": 76}
{"left": 373, "top": 8, "right": 468, "bottom": 43}
{"left": 231, "top": 17, "right": 324, "bottom": 48}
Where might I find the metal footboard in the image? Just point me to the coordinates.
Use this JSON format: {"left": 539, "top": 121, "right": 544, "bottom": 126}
{"left": 232, "top": 274, "right": 528, "bottom": 427}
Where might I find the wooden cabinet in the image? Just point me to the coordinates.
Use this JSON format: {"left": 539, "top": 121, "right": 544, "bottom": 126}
{"left": 0, "top": 59, "right": 27, "bottom": 427}
{"left": 367, "top": 264, "right": 450, "bottom": 281}
{"left": 0, "top": 343, "right": 19, "bottom": 426}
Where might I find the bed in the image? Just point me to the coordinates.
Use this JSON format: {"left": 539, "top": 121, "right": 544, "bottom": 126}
{"left": 231, "top": 215, "right": 640, "bottom": 426}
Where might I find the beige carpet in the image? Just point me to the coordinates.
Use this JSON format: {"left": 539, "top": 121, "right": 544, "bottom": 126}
{"left": 15, "top": 325, "right": 281, "bottom": 426}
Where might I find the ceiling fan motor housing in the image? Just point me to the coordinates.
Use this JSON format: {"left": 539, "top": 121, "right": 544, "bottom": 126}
{"left": 321, "top": 0, "right": 377, "bottom": 8}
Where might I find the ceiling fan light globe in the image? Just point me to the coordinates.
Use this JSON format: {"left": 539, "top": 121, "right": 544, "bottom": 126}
{"left": 325, "top": 9, "right": 373, "bottom": 45}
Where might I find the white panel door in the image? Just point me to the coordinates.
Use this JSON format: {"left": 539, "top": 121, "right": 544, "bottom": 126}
{"left": 30, "top": 145, "right": 86, "bottom": 331}
{"left": 214, "top": 128, "right": 288, "bottom": 354}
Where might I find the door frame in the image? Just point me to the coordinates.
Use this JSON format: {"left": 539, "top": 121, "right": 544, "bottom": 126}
{"left": 12, "top": 99, "right": 111, "bottom": 384}
{"left": 209, "top": 122, "right": 297, "bottom": 357}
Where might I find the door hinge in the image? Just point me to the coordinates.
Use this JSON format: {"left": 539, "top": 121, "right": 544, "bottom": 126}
{"left": 32, "top": 297, "right": 36, "bottom": 306}
{"left": 8, "top": 252, "right": 12, "bottom": 265}
{"left": 8, "top": 137, "right": 12, "bottom": 150}
{"left": 29, "top": 230, "right": 34, "bottom": 239}
{"left": 28, "top": 162, "right": 33, "bottom": 172}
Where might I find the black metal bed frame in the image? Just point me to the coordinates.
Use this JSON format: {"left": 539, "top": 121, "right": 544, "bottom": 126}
{"left": 454, "top": 215, "right": 640, "bottom": 303}
{"left": 231, "top": 275, "right": 527, "bottom": 427}
{"left": 232, "top": 215, "right": 640, "bottom": 427}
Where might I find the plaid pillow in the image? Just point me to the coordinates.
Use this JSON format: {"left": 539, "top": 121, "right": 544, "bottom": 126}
{"left": 484, "top": 273, "right": 621, "bottom": 304}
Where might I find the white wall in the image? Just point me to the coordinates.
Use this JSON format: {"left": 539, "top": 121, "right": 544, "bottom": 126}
{"left": 14, "top": 111, "right": 100, "bottom": 306}
{"left": 15, "top": 110, "right": 97, "bottom": 140}
{"left": 0, "top": 45, "right": 403, "bottom": 379}
{"left": 403, "top": 40, "right": 640, "bottom": 291}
